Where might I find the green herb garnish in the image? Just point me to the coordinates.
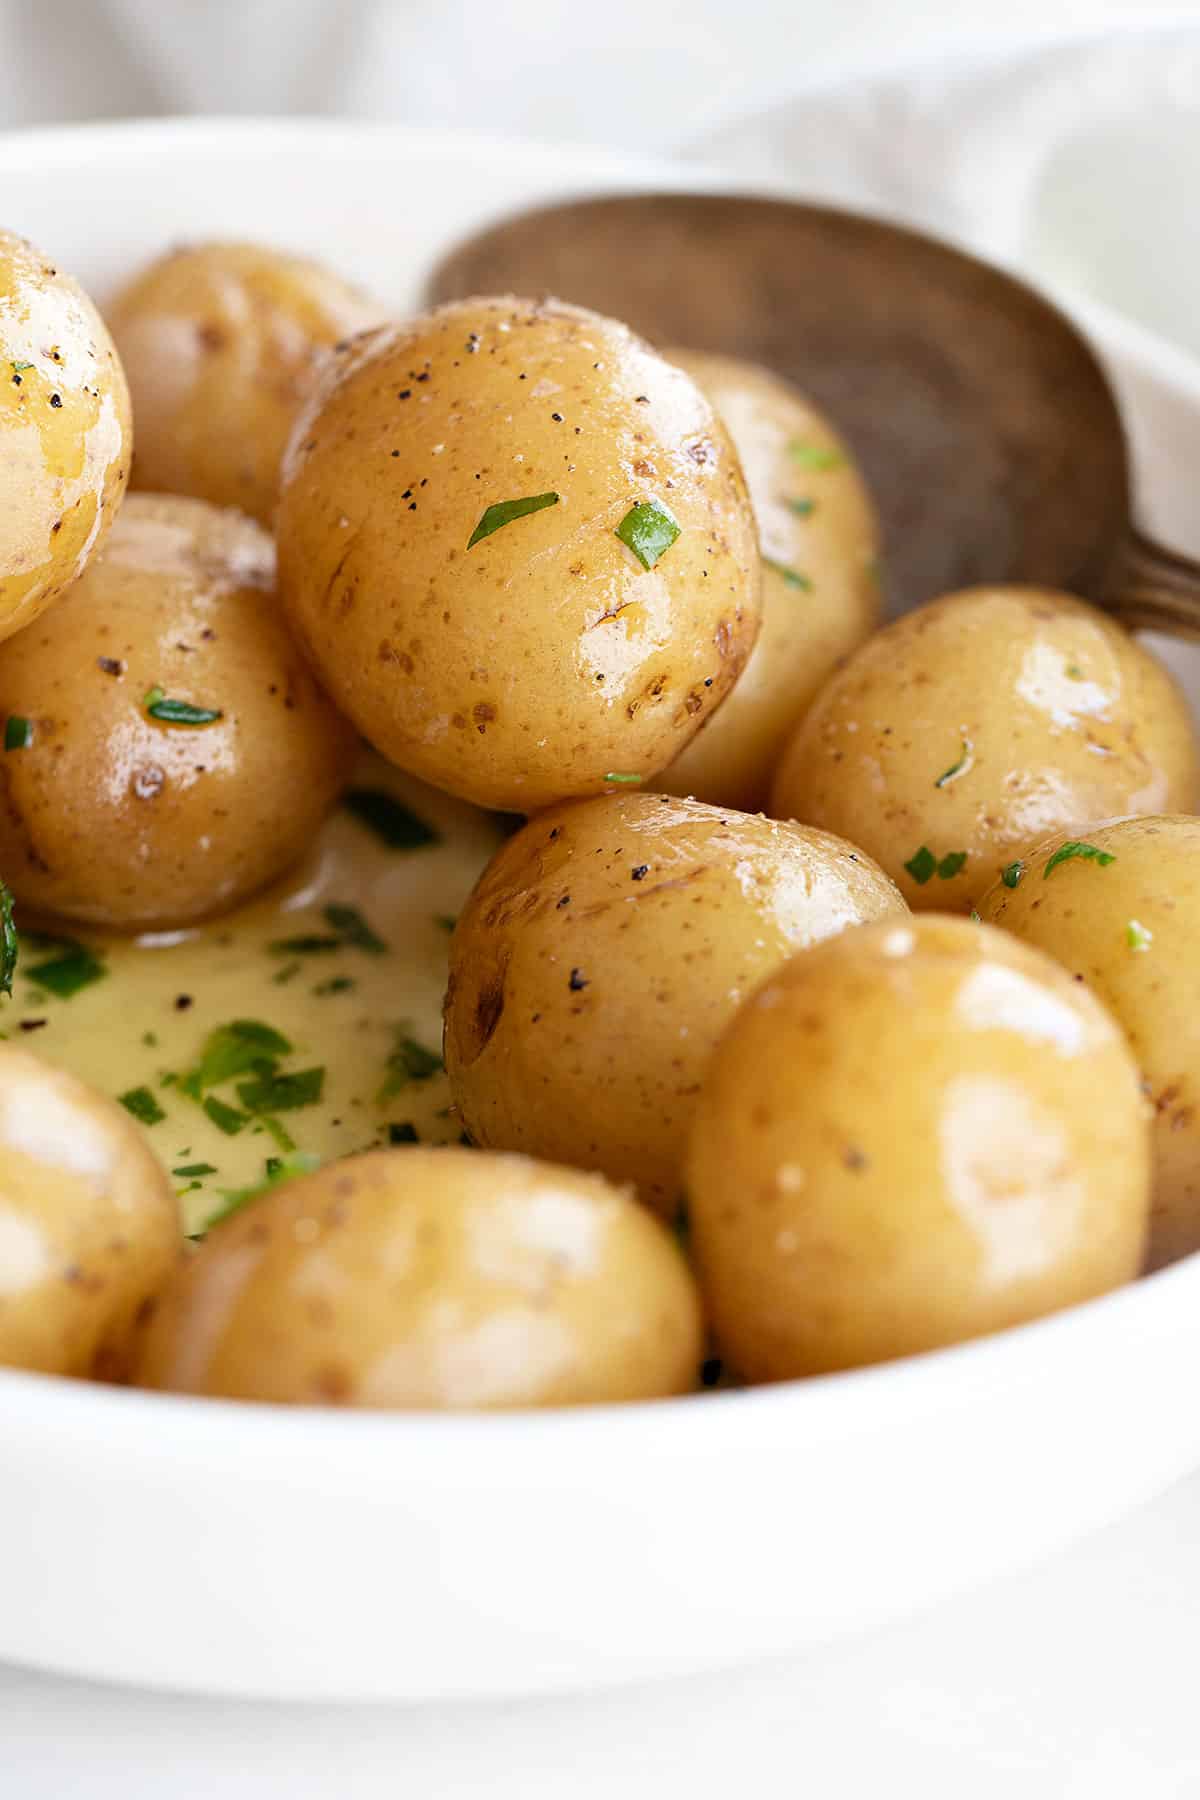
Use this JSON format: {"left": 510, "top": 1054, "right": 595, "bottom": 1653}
{"left": 378, "top": 1033, "right": 443, "bottom": 1103}
{"left": 342, "top": 788, "right": 438, "bottom": 849}
{"left": 180, "top": 1019, "right": 292, "bottom": 1098}
{"left": 173, "top": 1162, "right": 216, "bottom": 1178}
{"left": 1044, "top": 841, "right": 1116, "bottom": 879}
{"left": 434, "top": 914, "right": 457, "bottom": 933}
{"left": 786, "top": 497, "right": 816, "bottom": 518}
{"left": 0, "top": 883, "right": 16, "bottom": 998}
{"left": 268, "top": 934, "right": 342, "bottom": 956}
{"left": 10, "top": 361, "right": 32, "bottom": 376}
{"left": 1066, "top": 664, "right": 1084, "bottom": 680}
{"left": 314, "top": 975, "right": 356, "bottom": 996}
{"left": 143, "top": 686, "right": 223, "bottom": 727}
{"left": 119, "top": 1086, "right": 165, "bottom": 1126}
{"left": 615, "top": 498, "right": 681, "bottom": 571}
{"left": 203, "top": 1096, "right": 249, "bottom": 1135}
{"left": 603, "top": 771, "right": 644, "bottom": 785}
{"left": 763, "top": 558, "right": 812, "bottom": 591}
{"left": 201, "top": 1151, "right": 320, "bottom": 1233}
{"left": 258, "top": 1114, "right": 296, "bottom": 1153}
{"left": 468, "top": 491, "right": 559, "bottom": 549}
{"left": 904, "top": 846, "right": 968, "bottom": 885}
{"left": 26, "top": 939, "right": 106, "bottom": 998}
{"left": 271, "top": 961, "right": 302, "bottom": 985}
{"left": 236, "top": 1066, "right": 325, "bottom": 1114}
{"left": 4, "top": 716, "right": 32, "bottom": 751}
{"left": 904, "top": 846, "right": 937, "bottom": 885}
{"left": 1126, "top": 919, "right": 1153, "bottom": 952}
{"left": 1001, "top": 861, "right": 1025, "bottom": 889}
{"left": 789, "top": 442, "right": 842, "bottom": 471}
{"left": 934, "top": 738, "right": 973, "bottom": 789}
{"left": 323, "top": 903, "right": 387, "bottom": 954}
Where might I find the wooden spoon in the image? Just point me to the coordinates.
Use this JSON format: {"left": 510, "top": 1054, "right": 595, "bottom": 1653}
{"left": 428, "top": 191, "right": 1200, "bottom": 634}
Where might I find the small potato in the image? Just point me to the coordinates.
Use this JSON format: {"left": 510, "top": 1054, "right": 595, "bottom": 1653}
{"left": 0, "top": 229, "right": 131, "bottom": 643}
{"left": 770, "top": 586, "right": 1200, "bottom": 911}
{"left": 688, "top": 915, "right": 1150, "bottom": 1380}
{"left": 978, "top": 816, "right": 1200, "bottom": 1271}
{"left": 0, "top": 1046, "right": 179, "bottom": 1377}
{"left": 0, "top": 492, "right": 357, "bottom": 929}
{"left": 107, "top": 241, "right": 384, "bottom": 525}
{"left": 277, "top": 296, "right": 762, "bottom": 811}
{"left": 659, "top": 350, "right": 880, "bottom": 810}
{"left": 445, "top": 791, "right": 905, "bottom": 1213}
{"left": 134, "top": 1147, "right": 701, "bottom": 1408}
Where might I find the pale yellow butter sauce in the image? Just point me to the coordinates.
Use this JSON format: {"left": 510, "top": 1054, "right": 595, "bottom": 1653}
{"left": 6, "top": 753, "right": 504, "bottom": 1235}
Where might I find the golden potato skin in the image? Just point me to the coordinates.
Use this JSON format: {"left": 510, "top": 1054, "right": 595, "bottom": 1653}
{"left": 0, "top": 230, "right": 131, "bottom": 643}
{"left": 445, "top": 792, "right": 906, "bottom": 1213}
{"left": 134, "top": 1147, "right": 701, "bottom": 1408}
{"left": 978, "top": 816, "right": 1200, "bottom": 1272}
{"left": 0, "top": 1046, "right": 180, "bottom": 1377}
{"left": 277, "top": 296, "right": 762, "bottom": 811}
{"left": 0, "top": 493, "right": 357, "bottom": 929}
{"left": 770, "top": 586, "right": 1200, "bottom": 911}
{"left": 107, "top": 241, "right": 384, "bottom": 525}
{"left": 688, "top": 915, "right": 1150, "bottom": 1380}
{"left": 659, "top": 350, "right": 880, "bottom": 810}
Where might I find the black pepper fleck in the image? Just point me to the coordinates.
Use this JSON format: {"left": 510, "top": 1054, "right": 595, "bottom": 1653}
{"left": 174, "top": 994, "right": 193, "bottom": 1011}
{"left": 97, "top": 656, "right": 123, "bottom": 676}
{"left": 49, "top": 393, "right": 62, "bottom": 408}
{"left": 568, "top": 968, "right": 588, "bottom": 992}
{"left": 19, "top": 1018, "right": 47, "bottom": 1033}
{"left": 398, "top": 388, "right": 412, "bottom": 400}
{"left": 551, "top": 411, "right": 563, "bottom": 422}
{"left": 631, "top": 865, "right": 649, "bottom": 881}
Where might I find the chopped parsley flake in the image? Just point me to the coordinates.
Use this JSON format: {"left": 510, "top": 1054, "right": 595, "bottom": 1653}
{"left": 615, "top": 498, "right": 681, "bottom": 571}
{"left": 434, "top": 914, "right": 457, "bottom": 933}
{"left": 268, "top": 934, "right": 341, "bottom": 956}
{"left": 143, "top": 686, "right": 223, "bottom": 727}
{"left": 314, "top": 975, "right": 356, "bottom": 996}
{"left": 603, "top": 771, "right": 644, "bottom": 785}
{"left": 172, "top": 1162, "right": 216, "bottom": 1178}
{"left": 934, "top": 738, "right": 973, "bottom": 788}
{"left": 10, "top": 361, "right": 32, "bottom": 376}
{"left": 1126, "top": 919, "right": 1153, "bottom": 952}
{"left": 904, "top": 846, "right": 968, "bottom": 885}
{"left": 236, "top": 1066, "right": 325, "bottom": 1114}
{"left": 1065, "top": 664, "right": 1084, "bottom": 680}
{"left": 342, "top": 788, "right": 438, "bottom": 849}
{"left": 786, "top": 497, "right": 816, "bottom": 518}
{"left": 468, "top": 491, "right": 559, "bottom": 549}
{"left": 25, "top": 938, "right": 106, "bottom": 998}
{"left": 763, "top": 557, "right": 812, "bottom": 591}
{"left": 180, "top": 1019, "right": 293, "bottom": 1098}
{"left": 200, "top": 1151, "right": 320, "bottom": 1234}
{"left": 119, "top": 1086, "right": 165, "bottom": 1126}
{"left": 4, "top": 716, "right": 32, "bottom": 751}
{"left": 1043, "top": 841, "right": 1116, "bottom": 879}
{"left": 0, "top": 883, "right": 15, "bottom": 997}
{"left": 789, "top": 442, "right": 842, "bottom": 470}
{"left": 271, "top": 961, "right": 303, "bottom": 985}
{"left": 323, "top": 902, "right": 387, "bottom": 954}
{"left": 203, "top": 1096, "right": 249, "bottom": 1134}
{"left": 1001, "top": 861, "right": 1025, "bottom": 889}
{"left": 378, "top": 1032, "right": 443, "bottom": 1103}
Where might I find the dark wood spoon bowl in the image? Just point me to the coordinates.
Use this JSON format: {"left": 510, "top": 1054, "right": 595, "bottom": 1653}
{"left": 429, "top": 191, "right": 1200, "bottom": 634}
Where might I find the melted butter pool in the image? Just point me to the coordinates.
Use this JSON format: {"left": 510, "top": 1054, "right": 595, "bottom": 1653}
{"left": 6, "top": 754, "right": 504, "bottom": 1235}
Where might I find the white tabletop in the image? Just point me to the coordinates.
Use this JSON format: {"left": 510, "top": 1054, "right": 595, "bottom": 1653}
{"left": 6, "top": 1466, "right": 1200, "bottom": 1798}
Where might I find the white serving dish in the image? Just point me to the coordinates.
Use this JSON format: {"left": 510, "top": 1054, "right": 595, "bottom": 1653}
{"left": 0, "top": 117, "right": 1199, "bottom": 1705}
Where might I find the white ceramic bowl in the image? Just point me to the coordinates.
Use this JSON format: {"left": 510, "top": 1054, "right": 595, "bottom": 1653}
{"left": 1, "top": 118, "right": 1199, "bottom": 1705}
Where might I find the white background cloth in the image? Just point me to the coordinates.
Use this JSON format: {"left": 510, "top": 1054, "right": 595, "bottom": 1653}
{"left": 4, "top": 3, "right": 1200, "bottom": 1793}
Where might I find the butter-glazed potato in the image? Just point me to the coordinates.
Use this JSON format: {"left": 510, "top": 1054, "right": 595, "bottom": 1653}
{"left": 659, "top": 350, "right": 880, "bottom": 811}
{"left": 277, "top": 296, "right": 761, "bottom": 811}
{"left": 770, "top": 585, "right": 1200, "bottom": 911}
{"left": 978, "top": 815, "right": 1200, "bottom": 1272}
{"left": 0, "top": 1046, "right": 180, "bottom": 1378}
{"left": 445, "top": 791, "right": 905, "bottom": 1213}
{"left": 688, "top": 915, "right": 1151, "bottom": 1381}
{"left": 107, "top": 241, "right": 385, "bottom": 525}
{"left": 134, "top": 1147, "right": 701, "bottom": 1408}
{"left": 0, "top": 229, "right": 131, "bottom": 644}
{"left": 0, "top": 493, "right": 357, "bottom": 929}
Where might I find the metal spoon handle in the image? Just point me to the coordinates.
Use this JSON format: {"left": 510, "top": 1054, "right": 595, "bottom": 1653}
{"left": 1109, "top": 528, "right": 1200, "bottom": 639}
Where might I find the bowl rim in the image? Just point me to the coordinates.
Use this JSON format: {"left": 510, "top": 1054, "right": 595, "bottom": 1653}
{"left": 1, "top": 112, "right": 1198, "bottom": 1458}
